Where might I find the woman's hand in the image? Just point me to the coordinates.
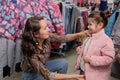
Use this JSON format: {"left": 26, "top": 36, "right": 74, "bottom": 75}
{"left": 75, "top": 74, "right": 85, "bottom": 80}
{"left": 80, "top": 30, "right": 92, "bottom": 37}
{"left": 77, "top": 78, "right": 85, "bottom": 80}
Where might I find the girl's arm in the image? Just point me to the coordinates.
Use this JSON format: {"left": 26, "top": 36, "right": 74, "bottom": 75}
{"left": 88, "top": 39, "right": 115, "bottom": 66}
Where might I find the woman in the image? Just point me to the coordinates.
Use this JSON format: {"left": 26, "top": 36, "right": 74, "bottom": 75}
{"left": 21, "top": 16, "right": 90, "bottom": 80}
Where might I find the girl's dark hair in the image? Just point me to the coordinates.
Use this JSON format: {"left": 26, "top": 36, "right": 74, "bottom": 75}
{"left": 21, "top": 16, "right": 44, "bottom": 56}
{"left": 88, "top": 10, "right": 111, "bottom": 27}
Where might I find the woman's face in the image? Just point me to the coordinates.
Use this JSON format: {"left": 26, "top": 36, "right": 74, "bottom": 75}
{"left": 88, "top": 18, "right": 102, "bottom": 34}
{"left": 37, "top": 20, "right": 50, "bottom": 39}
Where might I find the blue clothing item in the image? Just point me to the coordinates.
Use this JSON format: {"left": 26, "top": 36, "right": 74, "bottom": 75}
{"left": 65, "top": 7, "right": 72, "bottom": 34}
{"left": 22, "top": 72, "right": 44, "bottom": 80}
{"left": 113, "top": 8, "right": 119, "bottom": 13}
{"left": 12, "top": 0, "right": 17, "bottom": 4}
{"left": 22, "top": 59, "right": 68, "bottom": 80}
{"left": 99, "top": 0, "right": 108, "bottom": 11}
{"left": 105, "top": 10, "right": 118, "bottom": 36}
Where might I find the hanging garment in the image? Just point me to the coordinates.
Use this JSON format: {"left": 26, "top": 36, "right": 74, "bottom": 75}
{"left": 111, "top": 13, "right": 120, "bottom": 46}
{"left": 12, "top": 0, "right": 17, "bottom": 4}
{"left": 70, "top": 6, "right": 88, "bottom": 33}
{"left": 0, "top": 1, "right": 20, "bottom": 40}
{"left": 64, "top": 6, "right": 72, "bottom": 34}
{"left": 105, "top": 10, "right": 118, "bottom": 36}
{"left": 0, "top": 1, "right": 23, "bottom": 77}
{"left": 15, "top": 0, "right": 65, "bottom": 39}
{"left": 0, "top": 37, "right": 15, "bottom": 77}
{"left": 99, "top": 0, "right": 108, "bottom": 11}
{"left": 77, "top": 0, "right": 82, "bottom": 6}
{"left": 47, "top": 0, "right": 65, "bottom": 35}
{"left": 81, "top": 11, "right": 88, "bottom": 28}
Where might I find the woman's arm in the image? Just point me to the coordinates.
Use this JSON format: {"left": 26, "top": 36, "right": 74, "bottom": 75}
{"left": 66, "top": 30, "right": 90, "bottom": 41}
{"left": 29, "top": 55, "right": 85, "bottom": 80}
{"left": 50, "top": 30, "right": 90, "bottom": 43}
{"left": 54, "top": 73, "right": 85, "bottom": 80}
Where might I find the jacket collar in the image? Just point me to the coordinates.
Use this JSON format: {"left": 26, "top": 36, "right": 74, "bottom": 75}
{"left": 91, "top": 29, "right": 105, "bottom": 39}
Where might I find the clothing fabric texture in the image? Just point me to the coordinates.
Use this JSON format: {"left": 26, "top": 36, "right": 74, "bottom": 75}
{"left": 75, "top": 29, "right": 115, "bottom": 80}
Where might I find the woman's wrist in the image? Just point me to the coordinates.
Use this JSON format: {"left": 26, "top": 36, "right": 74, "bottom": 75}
{"left": 49, "top": 72, "right": 55, "bottom": 80}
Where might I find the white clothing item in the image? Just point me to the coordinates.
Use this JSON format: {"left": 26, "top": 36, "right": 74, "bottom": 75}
{"left": 80, "top": 37, "right": 92, "bottom": 71}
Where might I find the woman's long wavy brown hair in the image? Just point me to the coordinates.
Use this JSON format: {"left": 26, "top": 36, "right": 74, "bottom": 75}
{"left": 21, "top": 16, "right": 45, "bottom": 57}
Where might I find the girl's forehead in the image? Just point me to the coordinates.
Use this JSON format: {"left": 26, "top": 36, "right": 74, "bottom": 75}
{"left": 88, "top": 18, "right": 94, "bottom": 21}
{"left": 88, "top": 18, "right": 96, "bottom": 23}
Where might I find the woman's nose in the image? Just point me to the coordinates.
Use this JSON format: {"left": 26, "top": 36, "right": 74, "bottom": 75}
{"left": 47, "top": 27, "right": 51, "bottom": 33}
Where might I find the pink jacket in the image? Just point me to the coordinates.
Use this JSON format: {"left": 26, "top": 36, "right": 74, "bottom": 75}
{"left": 75, "top": 29, "right": 115, "bottom": 80}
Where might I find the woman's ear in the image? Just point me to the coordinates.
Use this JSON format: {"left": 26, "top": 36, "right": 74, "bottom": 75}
{"left": 34, "top": 32, "right": 39, "bottom": 38}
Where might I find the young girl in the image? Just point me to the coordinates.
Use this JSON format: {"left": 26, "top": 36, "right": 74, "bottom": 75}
{"left": 21, "top": 16, "right": 90, "bottom": 80}
{"left": 74, "top": 11, "right": 115, "bottom": 80}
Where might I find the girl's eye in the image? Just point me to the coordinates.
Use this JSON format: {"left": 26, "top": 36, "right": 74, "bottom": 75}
{"left": 88, "top": 24, "right": 92, "bottom": 26}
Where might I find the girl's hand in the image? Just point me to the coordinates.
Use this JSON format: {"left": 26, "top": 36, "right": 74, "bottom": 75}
{"left": 74, "top": 64, "right": 80, "bottom": 72}
{"left": 76, "top": 46, "right": 82, "bottom": 55}
{"left": 84, "top": 55, "right": 91, "bottom": 63}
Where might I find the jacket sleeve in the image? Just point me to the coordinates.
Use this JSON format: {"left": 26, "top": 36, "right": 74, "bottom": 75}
{"left": 89, "top": 39, "right": 115, "bottom": 67}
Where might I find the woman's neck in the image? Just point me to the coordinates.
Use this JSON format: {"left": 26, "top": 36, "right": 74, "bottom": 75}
{"left": 37, "top": 39, "right": 44, "bottom": 50}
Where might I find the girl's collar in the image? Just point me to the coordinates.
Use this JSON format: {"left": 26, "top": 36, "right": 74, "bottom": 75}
{"left": 91, "top": 29, "right": 105, "bottom": 39}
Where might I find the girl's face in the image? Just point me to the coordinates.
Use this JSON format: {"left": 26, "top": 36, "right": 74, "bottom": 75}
{"left": 37, "top": 20, "right": 50, "bottom": 39}
{"left": 88, "top": 18, "right": 103, "bottom": 34}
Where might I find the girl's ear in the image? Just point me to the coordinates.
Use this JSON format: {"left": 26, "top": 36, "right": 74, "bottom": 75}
{"left": 98, "top": 22, "right": 104, "bottom": 28}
